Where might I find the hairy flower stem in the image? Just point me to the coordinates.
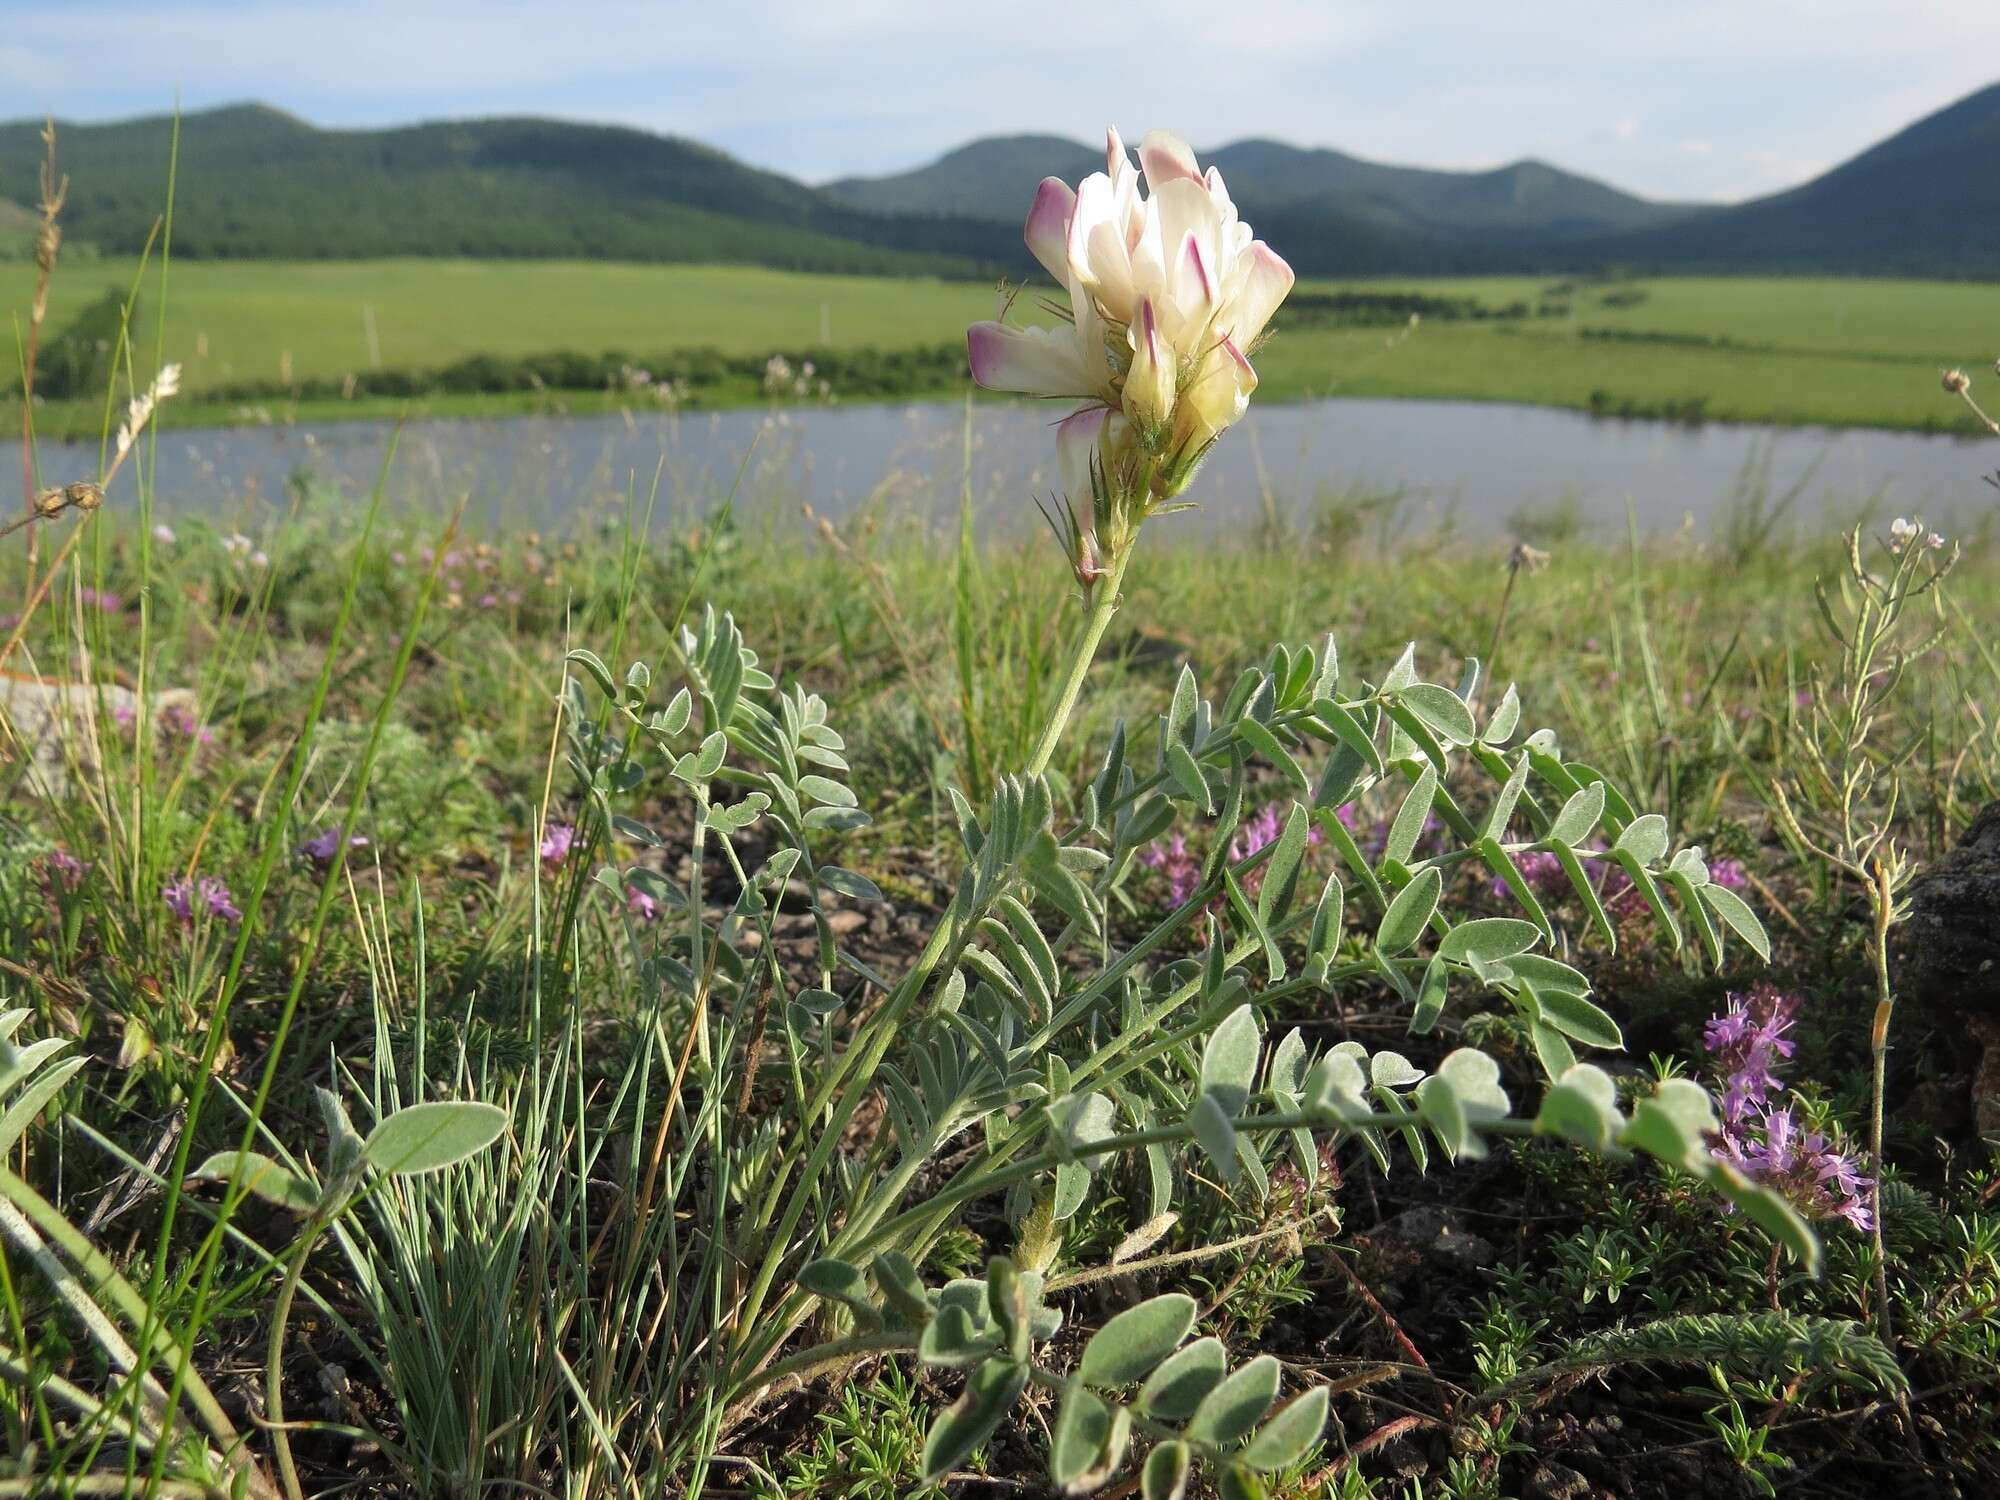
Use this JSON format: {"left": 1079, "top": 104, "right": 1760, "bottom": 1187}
{"left": 1024, "top": 538, "right": 1136, "bottom": 779}
{"left": 1866, "top": 859, "right": 1895, "bottom": 1342}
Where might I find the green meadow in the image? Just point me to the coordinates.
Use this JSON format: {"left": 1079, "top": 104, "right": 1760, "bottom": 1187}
{"left": 7, "top": 259, "right": 1994, "bottom": 434}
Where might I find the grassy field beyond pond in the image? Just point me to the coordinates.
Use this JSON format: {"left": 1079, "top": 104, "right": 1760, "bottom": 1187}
{"left": 6, "top": 259, "right": 1995, "bottom": 434}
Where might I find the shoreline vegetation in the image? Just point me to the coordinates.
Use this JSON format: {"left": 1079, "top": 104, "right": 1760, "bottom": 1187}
{"left": 5, "top": 261, "right": 1995, "bottom": 441}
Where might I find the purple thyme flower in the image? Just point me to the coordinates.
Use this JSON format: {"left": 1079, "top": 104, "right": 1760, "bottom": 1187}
{"left": 540, "top": 822, "right": 576, "bottom": 869}
{"left": 1492, "top": 848, "right": 1566, "bottom": 901}
{"left": 44, "top": 848, "right": 86, "bottom": 892}
{"left": 200, "top": 877, "right": 242, "bottom": 923}
{"left": 1709, "top": 858, "right": 1748, "bottom": 890}
{"left": 1228, "top": 802, "right": 1325, "bottom": 898}
{"left": 302, "top": 827, "right": 370, "bottom": 867}
{"left": 1139, "top": 834, "right": 1202, "bottom": 909}
{"left": 158, "top": 703, "right": 217, "bottom": 748}
{"left": 164, "top": 874, "right": 242, "bottom": 928}
{"left": 1700, "top": 985, "right": 1872, "bottom": 1232}
{"left": 1702, "top": 983, "right": 1796, "bottom": 1123}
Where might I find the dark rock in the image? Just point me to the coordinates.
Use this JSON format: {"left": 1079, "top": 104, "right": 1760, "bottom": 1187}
{"left": 1525, "top": 1461, "right": 1594, "bottom": 1500}
{"left": 1895, "top": 801, "right": 2000, "bottom": 1135}
{"left": 1374, "top": 1205, "right": 1497, "bottom": 1270}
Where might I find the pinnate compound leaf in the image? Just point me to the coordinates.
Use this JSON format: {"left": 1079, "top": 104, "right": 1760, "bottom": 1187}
{"left": 1243, "top": 1386, "right": 1331, "bottom": 1472}
{"left": 1398, "top": 682, "right": 1477, "bottom": 746}
{"left": 564, "top": 647, "right": 617, "bottom": 697}
{"left": 1614, "top": 813, "right": 1669, "bottom": 867}
{"left": 362, "top": 1101, "right": 507, "bottom": 1176}
{"left": 1529, "top": 985, "right": 1624, "bottom": 1050}
{"left": 1051, "top": 1383, "right": 1111, "bottom": 1488}
{"left": 1530, "top": 1020, "right": 1577, "bottom": 1079}
{"left": 1255, "top": 803, "right": 1311, "bottom": 924}
{"left": 1384, "top": 765, "right": 1437, "bottom": 865}
{"left": 1200, "top": 1005, "right": 1262, "bottom": 1116}
{"left": 1185, "top": 1354, "right": 1282, "bottom": 1446}
{"left": 919, "top": 1303, "right": 993, "bottom": 1367}
{"left": 1376, "top": 866, "right": 1442, "bottom": 955}
{"left": 1139, "top": 1336, "right": 1228, "bottom": 1420}
{"left": 1238, "top": 718, "right": 1309, "bottom": 792}
{"left": 187, "top": 1151, "right": 319, "bottom": 1213}
{"left": 1438, "top": 917, "right": 1539, "bottom": 965}
{"left": 1142, "top": 1441, "right": 1192, "bottom": 1500}
{"left": 1548, "top": 780, "right": 1606, "bottom": 847}
{"left": 1079, "top": 1293, "right": 1198, "bottom": 1387}
{"left": 1189, "top": 1094, "right": 1239, "bottom": 1182}
{"left": 1699, "top": 883, "right": 1772, "bottom": 962}
{"left": 1535, "top": 1064, "right": 1625, "bottom": 1152}
{"left": 921, "top": 1357, "right": 1027, "bottom": 1480}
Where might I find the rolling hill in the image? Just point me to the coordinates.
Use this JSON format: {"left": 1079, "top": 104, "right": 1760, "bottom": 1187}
{"left": 1590, "top": 81, "right": 2000, "bottom": 275}
{"left": 0, "top": 105, "right": 1000, "bottom": 275}
{"left": 3, "top": 86, "right": 1998, "bottom": 277}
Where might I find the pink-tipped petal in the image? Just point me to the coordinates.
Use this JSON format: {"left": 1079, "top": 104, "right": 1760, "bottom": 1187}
{"left": 1138, "top": 130, "right": 1202, "bottom": 190}
{"left": 1204, "top": 164, "right": 1233, "bottom": 206}
{"left": 1179, "top": 231, "right": 1217, "bottom": 308}
{"left": 1024, "top": 177, "right": 1076, "bottom": 285}
{"left": 966, "top": 321, "right": 1092, "bottom": 397}
{"left": 1223, "top": 241, "right": 1295, "bottom": 347}
{"left": 1105, "top": 126, "right": 1129, "bottom": 177}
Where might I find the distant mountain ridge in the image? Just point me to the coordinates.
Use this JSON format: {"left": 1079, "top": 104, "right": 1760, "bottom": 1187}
{"left": 0, "top": 104, "right": 999, "bottom": 274}
{"left": 827, "top": 134, "right": 1706, "bottom": 248}
{"left": 5, "top": 86, "right": 1999, "bottom": 277}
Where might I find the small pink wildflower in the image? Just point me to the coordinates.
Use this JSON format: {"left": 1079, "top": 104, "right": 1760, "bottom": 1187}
{"left": 540, "top": 822, "right": 576, "bottom": 868}
{"left": 1139, "top": 834, "right": 1201, "bottom": 908}
{"left": 44, "top": 848, "right": 86, "bottom": 891}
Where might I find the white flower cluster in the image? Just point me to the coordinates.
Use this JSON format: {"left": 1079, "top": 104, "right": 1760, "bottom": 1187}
{"left": 966, "top": 129, "right": 1294, "bottom": 509}
{"left": 1888, "top": 517, "right": 1945, "bottom": 554}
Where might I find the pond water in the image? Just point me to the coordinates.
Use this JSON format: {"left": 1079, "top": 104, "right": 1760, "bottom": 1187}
{"left": 12, "top": 397, "right": 1995, "bottom": 540}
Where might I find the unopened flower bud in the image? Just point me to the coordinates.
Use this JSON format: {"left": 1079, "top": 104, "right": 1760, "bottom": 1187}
{"left": 1943, "top": 368, "right": 1971, "bottom": 395}
{"left": 34, "top": 485, "right": 66, "bottom": 517}
{"left": 65, "top": 482, "right": 102, "bottom": 512}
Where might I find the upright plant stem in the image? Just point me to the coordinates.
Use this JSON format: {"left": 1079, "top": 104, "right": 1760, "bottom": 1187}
{"left": 265, "top": 1214, "right": 332, "bottom": 1500}
{"left": 1024, "top": 541, "right": 1134, "bottom": 779}
{"left": 1867, "top": 859, "right": 1894, "bottom": 1340}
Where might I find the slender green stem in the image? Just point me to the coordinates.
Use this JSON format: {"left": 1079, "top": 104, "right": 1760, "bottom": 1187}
{"left": 1866, "top": 862, "right": 1894, "bottom": 1344}
{"left": 1025, "top": 541, "right": 1134, "bottom": 779}
{"left": 265, "top": 1213, "right": 332, "bottom": 1500}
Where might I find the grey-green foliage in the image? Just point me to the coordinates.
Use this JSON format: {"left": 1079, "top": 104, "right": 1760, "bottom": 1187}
{"left": 0, "top": 1012, "right": 269, "bottom": 1494}
{"left": 559, "top": 615, "right": 1817, "bottom": 1490}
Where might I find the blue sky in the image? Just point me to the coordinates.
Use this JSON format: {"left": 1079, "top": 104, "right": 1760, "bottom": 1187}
{"left": 6, "top": 1, "right": 1995, "bottom": 202}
